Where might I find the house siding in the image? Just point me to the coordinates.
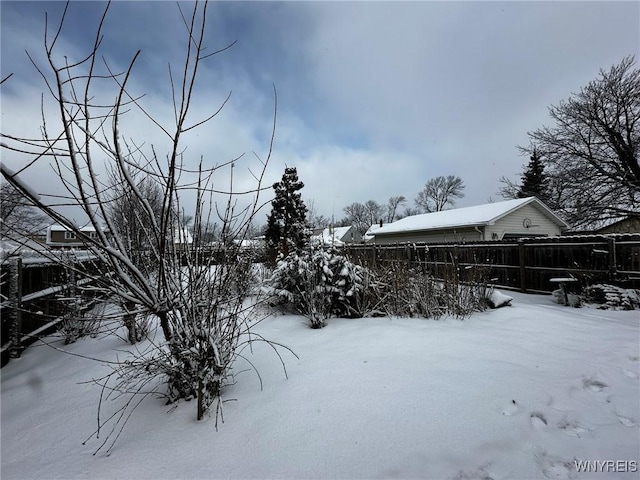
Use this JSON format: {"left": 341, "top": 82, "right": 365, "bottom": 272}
{"left": 370, "top": 199, "right": 566, "bottom": 244}
{"left": 373, "top": 227, "right": 483, "bottom": 245}
{"left": 49, "top": 231, "right": 77, "bottom": 244}
{"left": 486, "top": 203, "right": 562, "bottom": 240}
{"left": 597, "top": 217, "right": 640, "bottom": 234}
{"left": 46, "top": 227, "right": 97, "bottom": 246}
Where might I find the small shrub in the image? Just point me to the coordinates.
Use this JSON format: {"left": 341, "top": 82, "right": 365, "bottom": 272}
{"left": 364, "top": 259, "right": 491, "bottom": 319}
{"left": 60, "top": 297, "right": 101, "bottom": 344}
{"left": 267, "top": 243, "right": 380, "bottom": 326}
{"left": 583, "top": 284, "right": 640, "bottom": 310}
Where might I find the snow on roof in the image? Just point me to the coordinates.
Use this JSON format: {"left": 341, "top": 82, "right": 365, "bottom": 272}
{"left": 48, "top": 224, "right": 96, "bottom": 232}
{"left": 372, "top": 197, "right": 566, "bottom": 236}
{"left": 323, "top": 226, "right": 353, "bottom": 240}
{"left": 312, "top": 226, "right": 354, "bottom": 246}
{"left": 174, "top": 228, "right": 193, "bottom": 244}
{"left": 363, "top": 223, "right": 383, "bottom": 242}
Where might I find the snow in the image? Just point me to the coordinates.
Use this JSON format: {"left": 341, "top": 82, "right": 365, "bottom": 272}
{"left": 487, "top": 289, "right": 513, "bottom": 308}
{"left": 372, "top": 197, "right": 566, "bottom": 236}
{"left": 174, "top": 228, "right": 193, "bottom": 244}
{"left": 312, "top": 226, "right": 354, "bottom": 246}
{"left": 363, "top": 223, "right": 383, "bottom": 242}
{"left": 0, "top": 239, "right": 48, "bottom": 261}
{"left": 48, "top": 224, "right": 97, "bottom": 232}
{"left": 2, "top": 292, "right": 639, "bottom": 479}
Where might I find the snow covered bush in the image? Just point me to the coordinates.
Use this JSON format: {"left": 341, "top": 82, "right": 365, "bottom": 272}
{"left": 267, "top": 244, "right": 381, "bottom": 327}
{"left": 582, "top": 284, "right": 640, "bottom": 310}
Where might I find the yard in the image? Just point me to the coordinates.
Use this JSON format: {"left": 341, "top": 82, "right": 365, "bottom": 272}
{"left": 1, "top": 291, "right": 638, "bottom": 479}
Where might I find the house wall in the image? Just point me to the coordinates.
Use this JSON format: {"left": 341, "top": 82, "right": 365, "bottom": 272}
{"left": 48, "top": 230, "right": 78, "bottom": 245}
{"left": 47, "top": 228, "right": 97, "bottom": 246}
{"left": 372, "top": 227, "right": 483, "bottom": 245}
{"left": 485, "top": 203, "right": 562, "bottom": 240}
{"left": 598, "top": 217, "right": 640, "bottom": 234}
{"left": 339, "top": 227, "right": 362, "bottom": 243}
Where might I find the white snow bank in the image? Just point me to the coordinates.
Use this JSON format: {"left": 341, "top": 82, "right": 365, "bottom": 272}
{"left": 1, "top": 292, "right": 638, "bottom": 479}
{"left": 487, "top": 289, "right": 513, "bottom": 308}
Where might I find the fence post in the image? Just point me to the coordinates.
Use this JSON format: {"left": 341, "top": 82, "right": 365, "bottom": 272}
{"left": 519, "top": 240, "right": 527, "bottom": 293}
{"left": 7, "top": 256, "right": 23, "bottom": 358}
{"left": 608, "top": 236, "right": 617, "bottom": 283}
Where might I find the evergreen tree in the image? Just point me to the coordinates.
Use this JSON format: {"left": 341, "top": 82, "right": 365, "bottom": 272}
{"left": 517, "top": 149, "right": 549, "bottom": 201}
{"left": 265, "top": 167, "right": 308, "bottom": 260}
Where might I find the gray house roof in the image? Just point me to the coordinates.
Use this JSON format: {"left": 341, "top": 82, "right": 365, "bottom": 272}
{"left": 372, "top": 197, "right": 568, "bottom": 237}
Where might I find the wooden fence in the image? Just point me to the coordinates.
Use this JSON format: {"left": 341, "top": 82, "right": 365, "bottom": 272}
{"left": 1, "top": 253, "right": 102, "bottom": 366}
{"left": 2, "top": 234, "right": 638, "bottom": 365}
{"left": 341, "top": 234, "right": 640, "bottom": 293}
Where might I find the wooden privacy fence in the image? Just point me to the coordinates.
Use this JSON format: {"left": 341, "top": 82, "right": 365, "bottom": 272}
{"left": 341, "top": 234, "right": 640, "bottom": 293}
{"left": 1, "top": 252, "right": 102, "bottom": 366}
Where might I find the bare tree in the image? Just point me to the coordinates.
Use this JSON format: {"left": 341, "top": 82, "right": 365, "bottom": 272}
{"left": 523, "top": 55, "right": 639, "bottom": 228}
{"left": 385, "top": 195, "right": 406, "bottom": 223}
{"left": 105, "top": 168, "right": 164, "bottom": 270}
{"left": 363, "top": 200, "right": 384, "bottom": 226}
{"left": 415, "top": 175, "right": 465, "bottom": 213}
{"left": 397, "top": 206, "right": 421, "bottom": 220}
{"left": 0, "top": 180, "right": 47, "bottom": 238}
{"left": 497, "top": 175, "right": 520, "bottom": 201}
{"left": 305, "top": 198, "right": 332, "bottom": 229}
{"left": 1, "top": 1, "right": 284, "bottom": 452}
{"left": 342, "top": 202, "right": 370, "bottom": 236}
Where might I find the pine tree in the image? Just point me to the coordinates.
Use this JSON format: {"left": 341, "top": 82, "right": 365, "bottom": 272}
{"left": 265, "top": 167, "right": 309, "bottom": 260}
{"left": 517, "top": 149, "right": 549, "bottom": 201}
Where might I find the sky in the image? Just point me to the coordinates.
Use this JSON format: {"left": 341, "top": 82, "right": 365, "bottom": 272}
{"left": 1, "top": 1, "right": 639, "bottom": 226}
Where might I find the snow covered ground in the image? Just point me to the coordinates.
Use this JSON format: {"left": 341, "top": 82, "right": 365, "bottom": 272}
{"left": 1, "top": 291, "right": 638, "bottom": 479}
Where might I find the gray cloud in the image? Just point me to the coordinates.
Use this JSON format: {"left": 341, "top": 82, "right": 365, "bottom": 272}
{"left": 2, "top": 1, "right": 638, "bottom": 225}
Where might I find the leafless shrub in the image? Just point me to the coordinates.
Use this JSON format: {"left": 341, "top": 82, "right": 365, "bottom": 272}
{"left": 1, "top": 1, "right": 290, "bottom": 454}
{"left": 355, "top": 254, "right": 491, "bottom": 320}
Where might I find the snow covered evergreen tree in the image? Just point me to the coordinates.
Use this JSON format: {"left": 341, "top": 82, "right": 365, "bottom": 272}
{"left": 265, "top": 167, "right": 308, "bottom": 260}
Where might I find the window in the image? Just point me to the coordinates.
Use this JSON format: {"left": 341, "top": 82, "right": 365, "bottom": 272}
{"left": 64, "top": 231, "right": 77, "bottom": 240}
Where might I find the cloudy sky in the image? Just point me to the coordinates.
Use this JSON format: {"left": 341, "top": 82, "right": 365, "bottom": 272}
{"left": 1, "top": 1, "right": 638, "bottom": 225}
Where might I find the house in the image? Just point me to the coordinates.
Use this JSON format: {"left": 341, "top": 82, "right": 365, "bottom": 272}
{"left": 46, "top": 224, "right": 98, "bottom": 247}
{"left": 369, "top": 197, "right": 568, "bottom": 245}
{"left": 173, "top": 228, "right": 193, "bottom": 245}
{"left": 312, "top": 225, "right": 362, "bottom": 245}
{"left": 363, "top": 222, "right": 384, "bottom": 243}
{"left": 595, "top": 215, "right": 640, "bottom": 234}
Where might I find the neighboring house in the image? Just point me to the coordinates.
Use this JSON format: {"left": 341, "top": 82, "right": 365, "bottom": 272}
{"left": 238, "top": 237, "right": 266, "bottom": 249}
{"left": 595, "top": 215, "right": 640, "bottom": 234}
{"left": 369, "top": 197, "right": 568, "bottom": 245}
{"left": 173, "top": 228, "right": 193, "bottom": 245}
{"left": 363, "top": 222, "right": 384, "bottom": 243}
{"left": 46, "top": 224, "right": 98, "bottom": 247}
{"left": 312, "top": 225, "right": 362, "bottom": 245}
